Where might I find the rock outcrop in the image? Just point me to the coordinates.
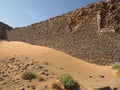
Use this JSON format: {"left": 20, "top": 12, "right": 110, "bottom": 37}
{"left": 7, "top": 0, "right": 120, "bottom": 65}
{"left": 0, "top": 22, "right": 12, "bottom": 39}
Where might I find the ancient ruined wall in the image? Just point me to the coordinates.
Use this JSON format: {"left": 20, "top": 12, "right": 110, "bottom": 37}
{"left": 8, "top": 14, "right": 120, "bottom": 65}
{"left": 7, "top": 0, "right": 120, "bottom": 65}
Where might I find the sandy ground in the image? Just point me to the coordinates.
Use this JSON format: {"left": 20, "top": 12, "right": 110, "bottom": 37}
{"left": 0, "top": 41, "right": 120, "bottom": 90}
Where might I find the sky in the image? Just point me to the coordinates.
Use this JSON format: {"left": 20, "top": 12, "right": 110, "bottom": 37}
{"left": 0, "top": 0, "right": 103, "bottom": 27}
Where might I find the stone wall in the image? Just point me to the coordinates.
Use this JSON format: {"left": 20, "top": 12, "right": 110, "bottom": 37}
{"left": 7, "top": 0, "right": 120, "bottom": 65}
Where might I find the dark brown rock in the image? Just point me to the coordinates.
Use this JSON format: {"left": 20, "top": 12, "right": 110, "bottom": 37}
{"left": 94, "top": 86, "right": 111, "bottom": 90}
{"left": 0, "top": 22, "right": 12, "bottom": 39}
{"left": 19, "top": 87, "right": 25, "bottom": 90}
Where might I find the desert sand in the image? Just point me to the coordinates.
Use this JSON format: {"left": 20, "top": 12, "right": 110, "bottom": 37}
{"left": 0, "top": 41, "right": 120, "bottom": 90}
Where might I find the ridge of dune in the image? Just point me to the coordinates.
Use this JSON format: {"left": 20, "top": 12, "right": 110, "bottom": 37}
{"left": 0, "top": 41, "right": 120, "bottom": 90}
{"left": 0, "top": 41, "right": 109, "bottom": 67}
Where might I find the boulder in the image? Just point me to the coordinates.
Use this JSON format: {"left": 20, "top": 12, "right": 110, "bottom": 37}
{"left": 94, "top": 86, "right": 111, "bottom": 90}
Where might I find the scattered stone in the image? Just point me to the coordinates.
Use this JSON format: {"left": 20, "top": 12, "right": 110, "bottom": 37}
{"left": 0, "top": 56, "right": 52, "bottom": 89}
{"left": 89, "top": 76, "right": 93, "bottom": 78}
{"left": 0, "top": 78, "right": 4, "bottom": 81}
{"left": 16, "top": 78, "right": 19, "bottom": 80}
{"left": 0, "top": 81, "right": 6, "bottom": 85}
{"left": 30, "top": 63, "right": 34, "bottom": 65}
{"left": 99, "top": 75, "right": 105, "bottom": 78}
{"left": 44, "top": 69, "right": 48, "bottom": 72}
{"left": 31, "top": 85, "right": 36, "bottom": 89}
{"left": 40, "top": 85, "right": 48, "bottom": 90}
{"left": 43, "top": 61, "right": 49, "bottom": 65}
{"left": 113, "top": 87, "right": 118, "bottom": 90}
{"left": 59, "top": 67, "right": 64, "bottom": 69}
{"left": 19, "top": 87, "right": 25, "bottom": 90}
{"left": 36, "top": 65, "right": 43, "bottom": 70}
{"left": 22, "top": 64, "right": 29, "bottom": 70}
{"left": 27, "top": 85, "right": 30, "bottom": 88}
{"left": 94, "top": 86, "right": 111, "bottom": 90}
{"left": 39, "top": 66, "right": 43, "bottom": 69}
{"left": 40, "top": 71, "right": 45, "bottom": 75}
{"left": 45, "top": 73, "right": 49, "bottom": 76}
{"left": 52, "top": 73, "right": 55, "bottom": 75}
{"left": 25, "top": 57, "right": 28, "bottom": 59}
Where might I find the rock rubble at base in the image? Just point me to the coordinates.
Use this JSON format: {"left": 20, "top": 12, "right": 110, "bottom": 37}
{"left": 0, "top": 56, "right": 54, "bottom": 90}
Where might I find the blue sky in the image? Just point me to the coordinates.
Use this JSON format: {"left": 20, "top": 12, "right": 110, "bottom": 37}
{"left": 0, "top": 0, "right": 103, "bottom": 27}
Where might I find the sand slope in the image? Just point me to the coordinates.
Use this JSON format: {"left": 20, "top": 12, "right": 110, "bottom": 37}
{"left": 0, "top": 41, "right": 120, "bottom": 90}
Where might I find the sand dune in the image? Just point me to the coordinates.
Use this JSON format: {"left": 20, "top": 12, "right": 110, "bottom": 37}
{"left": 0, "top": 41, "right": 120, "bottom": 90}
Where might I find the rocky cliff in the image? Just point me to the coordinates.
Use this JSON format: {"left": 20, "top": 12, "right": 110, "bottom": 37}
{"left": 7, "top": 0, "right": 120, "bottom": 65}
{"left": 0, "top": 22, "right": 12, "bottom": 39}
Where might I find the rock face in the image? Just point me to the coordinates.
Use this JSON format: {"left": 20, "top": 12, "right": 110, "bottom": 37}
{"left": 7, "top": 0, "right": 120, "bottom": 65}
{"left": 0, "top": 22, "right": 12, "bottom": 39}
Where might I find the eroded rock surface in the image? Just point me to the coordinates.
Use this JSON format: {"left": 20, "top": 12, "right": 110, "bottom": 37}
{"left": 0, "top": 22, "right": 12, "bottom": 39}
{"left": 7, "top": 0, "right": 120, "bottom": 65}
